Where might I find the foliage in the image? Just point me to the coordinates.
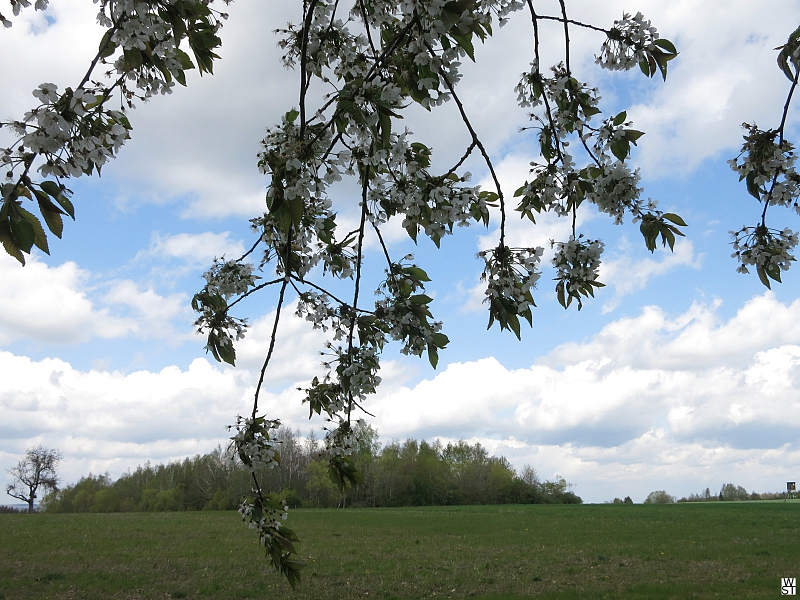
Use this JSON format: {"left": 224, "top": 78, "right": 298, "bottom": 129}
{"left": 188, "top": 2, "right": 677, "bottom": 581}
{"left": 42, "top": 428, "right": 581, "bottom": 514}
{"left": 5, "top": 0, "right": 756, "bottom": 585}
{"left": 729, "top": 25, "right": 800, "bottom": 286}
{"left": 5, "top": 445, "right": 62, "bottom": 514}
{"left": 677, "top": 483, "right": 785, "bottom": 503}
{"left": 610, "top": 495, "right": 633, "bottom": 504}
{"left": 643, "top": 490, "right": 675, "bottom": 504}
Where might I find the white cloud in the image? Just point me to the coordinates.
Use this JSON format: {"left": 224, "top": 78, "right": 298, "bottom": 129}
{"left": 142, "top": 231, "right": 246, "bottom": 267}
{"left": 0, "top": 252, "right": 191, "bottom": 345}
{"left": 0, "top": 252, "right": 134, "bottom": 344}
{"left": 366, "top": 292, "right": 800, "bottom": 501}
{"left": 599, "top": 239, "right": 702, "bottom": 312}
{"left": 623, "top": 0, "right": 800, "bottom": 175}
{"left": 4, "top": 292, "right": 800, "bottom": 503}
{"left": 102, "top": 280, "right": 191, "bottom": 340}
{"left": 3, "top": 0, "right": 796, "bottom": 224}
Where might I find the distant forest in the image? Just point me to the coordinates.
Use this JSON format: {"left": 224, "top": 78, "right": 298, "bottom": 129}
{"left": 42, "top": 427, "right": 582, "bottom": 513}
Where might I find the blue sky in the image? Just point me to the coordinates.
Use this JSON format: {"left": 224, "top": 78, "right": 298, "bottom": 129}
{"left": 3, "top": 0, "right": 800, "bottom": 504}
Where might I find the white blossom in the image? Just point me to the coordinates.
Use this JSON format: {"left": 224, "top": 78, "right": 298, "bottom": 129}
{"left": 596, "top": 12, "right": 659, "bottom": 71}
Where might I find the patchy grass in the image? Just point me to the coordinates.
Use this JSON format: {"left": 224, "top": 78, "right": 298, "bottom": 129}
{"left": 0, "top": 503, "right": 798, "bottom": 599}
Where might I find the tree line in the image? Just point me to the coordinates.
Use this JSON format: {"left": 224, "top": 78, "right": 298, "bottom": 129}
{"left": 638, "top": 483, "right": 791, "bottom": 504}
{"left": 42, "top": 426, "right": 581, "bottom": 513}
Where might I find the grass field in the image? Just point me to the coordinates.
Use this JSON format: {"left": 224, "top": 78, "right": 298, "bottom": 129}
{"left": 1, "top": 503, "right": 799, "bottom": 599}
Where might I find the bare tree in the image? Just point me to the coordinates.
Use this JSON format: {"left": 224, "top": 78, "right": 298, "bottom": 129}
{"left": 6, "top": 446, "right": 62, "bottom": 513}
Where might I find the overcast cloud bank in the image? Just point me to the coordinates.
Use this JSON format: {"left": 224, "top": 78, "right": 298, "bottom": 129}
{"left": 3, "top": 292, "right": 799, "bottom": 504}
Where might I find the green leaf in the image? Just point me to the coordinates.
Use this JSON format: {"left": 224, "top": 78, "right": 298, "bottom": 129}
{"left": 662, "top": 213, "right": 687, "bottom": 227}
{"left": 450, "top": 32, "right": 475, "bottom": 61}
{"left": 508, "top": 313, "right": 521, "bottom": 340}
{"left": 124, "top": 47, "right": 144, "bottom": 70}
{"left": 288, "top": 197, "right": 304, "bottom": 229}
{"left": 55, "top": 193, "right": 75, "bottom": 220}
{"left": 610, "top": 138, "right": 630, "bottom": 161}
{"left": 756, "top": 264, "right": 772, "bottom": 289}
{"left": 613, "top": 111, "right": 627, "bottom": 126}
{"left": 405, "top": 266, "right": 431, "bottom": 282}
{"left": 98, "top": 29, "right": 117, "bottom": 59}
{"left": 431, "top": 332, "right": 449, "bottom": 348}
{"left": 35, "top": 198, "right": 64, "bottom": 239}
{"left": 173, "top": 48, "right": 195, "bottom": 70}
{"left": 286, "top": 109, "right": 299, "bottom": 123}
{"left": 9, "top": 216, "right": 35, "bottom": 253}
{"left": 409, "top": 294, "right": 433, "bottom": 305}
{"left": 427, "top": 344, "right": 439, "bottom": 369}
{"left": 39, "top": 180, "right": 61, "bottom": 198}
{"left": 379, "top": 109, "right": 392, "bottom": 148}
{"left": 652, "top": 38, "right": 677, "bottom": 55}
{"left": 766, "top": 262, "right": 783, "bottom": 283}
{"left": 0, "top": 221, "right": 24, "bottom": 265}
{"left": 626, "top": 130, "right": 645, "bottom": 143}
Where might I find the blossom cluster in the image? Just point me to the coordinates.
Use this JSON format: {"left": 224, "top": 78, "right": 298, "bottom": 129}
{"left": 730, "top": 225, "right": 798, "bottom": 276}
{"left": 202, "top": 259, "right": 258, "bottom": 299}
{"left": 192, "top": 289, "right": 248, "bottom": 365}
{"left": 368, "top": 133, "right": 489, "bottom": 244}
{"left": 239, "top": 498, "right": 288, "bottom": 533}
{"left": 295, "top": 291, "right": 337, "bottom": 332}
{"left": 596, "top": 12, "right": 659, "bottom": 71}
{"left": 229, "top": 415, "right": 282, "bottom": 473}
{"left": 728, "top": 124, "right": 800, "bottom": 211}
{"left": 551, "top": 236, "right": 605, "bottom": 309}
{"left": 375, "top": 262, "right": 444, "bottom": 358}
{"left": 325, "top": 422, "right": 359, "bottom": 458}
{"left": 479, "top": 245, "right": 543, "bottom": 335}
{"left": 585, "top": 163, "right": 653, "bottom": 224}
{"left": 552, "top": 236, "right": 604, "bottom": 288}
{"left": 2, "top": 83, "right": 132, "bottom": 179}
{"left": 334, "top": 344, "right": 382, "bottom": 402}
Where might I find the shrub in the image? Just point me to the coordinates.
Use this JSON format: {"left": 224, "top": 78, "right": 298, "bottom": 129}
{"left": 644, "top": 490, "right": 675, "bottom": 504}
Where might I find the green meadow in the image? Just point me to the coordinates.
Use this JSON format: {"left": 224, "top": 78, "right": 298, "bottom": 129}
{"left": 1, "top": 502, "right": 798, "bottom": 599}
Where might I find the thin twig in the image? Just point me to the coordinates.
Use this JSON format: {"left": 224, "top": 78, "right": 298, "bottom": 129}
{"left": 358, "top": 0, "right": 378, "bottom": 60}
{"left": 558, "top": 0, "right": 571, "bottom": 75}
{"left": 428, "top": 43, "right": 506, "bottom": 246}
{"left": 237, "top": 237, "right": 263, "bottom": 262}
{"left": 371, "top": 221, "right": 394, "bottom": 268}
{"left": 762, "top": 66, "right": 800, "bottom": 226}
{"left": 533, "top": 14, "right": 608, "bottom": 35}
{"left": 227, "top": 278, "right": 284, "bottom": 311}
{"left": 299, "top": 0, "right": 320, "bottom": 138}
{"left": 448, "top": 140, "right": 477, "bottom": 174}
{"left": 527, "top": 0, "right": 564, "bottom": 166}
{"left": 557, "top": 0, "right": 578, "bottom": 237}
{"left": 292, "top": 277, "right": 376, "bottom": 315}
{"left": 251, "top": 278, "right": 289, "bottom": 420}
{"left": 346, "top": 171, "right": 370, "bottom": 424}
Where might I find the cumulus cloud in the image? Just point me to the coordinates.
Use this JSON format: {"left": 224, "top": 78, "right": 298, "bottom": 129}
{"left": 367, "top": 292, "right": 800, "bottom": 501}
{"left": 3, "top": 0, "right": 796, "bottom": 224}
{"left": 141, "top": 231, "right": 246, "bottom": 267}
{"left": 599, "top": 239, "right": 702, "bottom": 312}
{"left": 622, "top": 0, "right": 800, "bottom": 175}
{"left": 0, "top": 253, "right": 190, "bottom": 345}
{"left": 0, "top": 298, "right": 414, "bottom": 499}
{"left": 0, "top": 253, "right": 134, "bottom": 344}
{"left": 4, "top": 292, "right": 800, "bottom": 503}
